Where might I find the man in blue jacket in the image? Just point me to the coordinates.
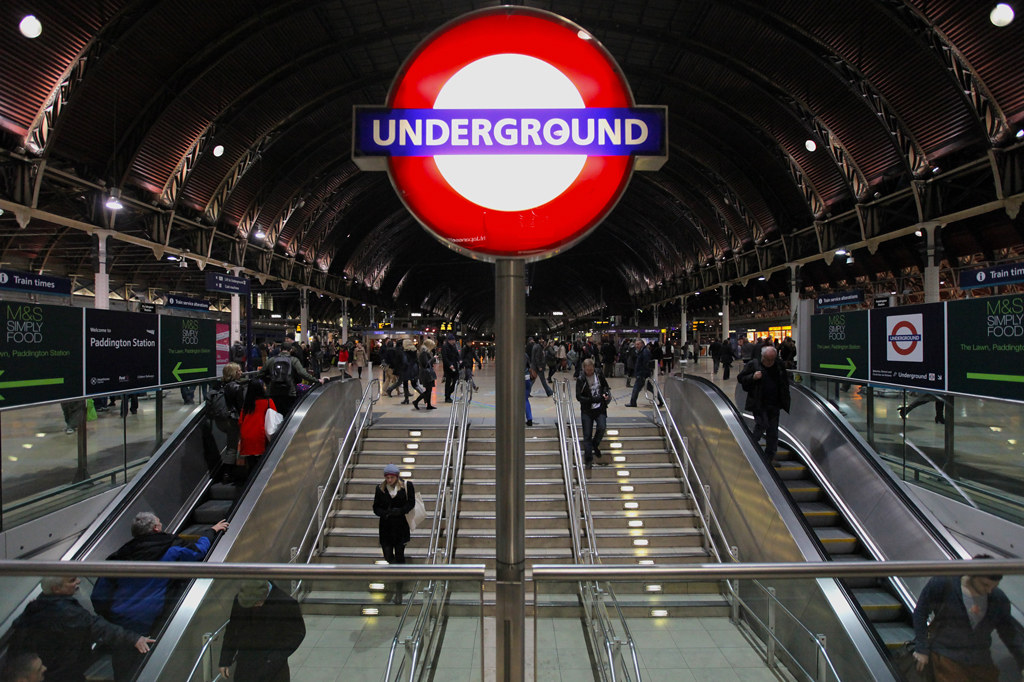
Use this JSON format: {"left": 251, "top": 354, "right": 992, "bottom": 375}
{"left": 91, "top": 512, "right": 228, "bottom": 680}
{"left": 912, "top": 554, "right": 1024, "bottom": 681}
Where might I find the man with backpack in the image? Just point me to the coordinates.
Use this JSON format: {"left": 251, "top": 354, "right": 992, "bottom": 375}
{"left": 257, "top": 342, "right": 321, "bottom": 417}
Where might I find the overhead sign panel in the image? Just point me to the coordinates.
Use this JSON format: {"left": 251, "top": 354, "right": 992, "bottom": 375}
{"left": 85, "top": 309, "right": 159, "bottom": 395}
{"left": 946, "top": 293, "right": 1024, "bottom": 400}
{"left": 815, "top": 290, "right": 864, "bottom": 309}
{"left": 166, "top": 294, "right": 210, "bottom": 311}
{"left": 959, "top": 262, "right": 1024, "bottom": 290}
{"left": 353, "top": 7, "right": 668, "bottom": 261}
{"left": 0, "top": 268, "right": 72, "bottom": 297}
{"left": 0, "top": 303, "right": 82, "bottom": 406}
{"left": 205, "top": 271, "right": 249, "bottom": 295}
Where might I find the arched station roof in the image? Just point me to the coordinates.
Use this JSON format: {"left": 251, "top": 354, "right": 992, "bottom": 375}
{"left": 1, "top": 1, "right": 1022, "bottom": 329}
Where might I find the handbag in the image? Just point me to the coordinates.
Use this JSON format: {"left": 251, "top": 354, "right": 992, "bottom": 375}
{"left": 406, "top": 489, "right": 427, "bottom": 531}
{"left": 892, "top": 642, "right": 933, "bottom": 682}
{"left": 264, "top": 407, "right": 283, "bottom": 436}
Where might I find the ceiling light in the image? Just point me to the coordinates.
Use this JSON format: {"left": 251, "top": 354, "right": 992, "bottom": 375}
{"left": 1017, "top": 129, "right": 1024, "bottom": 139}
{"left": 835, "top": 248, "right": 847, "bottom": 256}
{"left": 212, "top": 144, "right": 225, "bottom": 157}
{"left": 758, "top": 275, "right": 766, "bottom": 281}
{"left": 846, "top": 256, "right": 855, "bottom": 264}
{"left": 165, "top": 254, "right": 179, "bottom": 261}
{"left": 105, "top": 188, "right": 124, "bottom": 211}
{"left": 804, "top": 139, "right": 817, "bottom": 152}
{"left": 914, "top": 229, "right": 923, "bottom": 237}
{"left": 253, "top": 229, "right": 266, "bottom": 240}
{"left": 931, "top": 165, "right": 941, "bottom": 174}
{"left": 271, "top": 314, "right": 282, "bottom": 319}
{"left": 19, "top": 15, "right": 42, "bottom": 39}
{"left": 991, "top": 3, "right": 1015, "bottom": 26}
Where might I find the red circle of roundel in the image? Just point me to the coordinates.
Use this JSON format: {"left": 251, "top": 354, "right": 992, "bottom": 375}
{"left": 386, "top": 7, "right": 635, "bottom": 261}
{"left": 890, "top": 320, "right": 919, "bottom": 355}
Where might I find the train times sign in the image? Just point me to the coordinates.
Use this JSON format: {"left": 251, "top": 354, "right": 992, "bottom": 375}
{"left": 353, "top": 7, "right": 668, "bottom": 261}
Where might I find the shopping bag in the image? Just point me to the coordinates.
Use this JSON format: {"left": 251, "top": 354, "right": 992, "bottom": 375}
{"left": 406, "top": 492, "right": 427, "bottom": 531}
{"left": 86, "top": 399, "right": 98, "bottom": 422}
{"left": 265, "top": 407, "right": 284, "bottom": 436}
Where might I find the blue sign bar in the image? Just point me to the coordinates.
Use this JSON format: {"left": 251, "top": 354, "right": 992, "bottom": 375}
{"left": 0, "top": 268, "right": 71, "bottom": 296}
{"left": 354, "top": 107, "right": 667, "bottom": 157}
{"left": 166, "top": 294, "right": 210, "bottom": 311}
{"left": 816, "top": 290, "right": 864, "bottom": 308}
{"left": 959, "top": 262, "right": 1024, "bottom": 290}
{"left": 206, "top": 271, "right": 250, "bottom": 295}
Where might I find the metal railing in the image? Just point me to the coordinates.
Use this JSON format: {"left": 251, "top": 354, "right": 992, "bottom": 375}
{"left": 552, "top": 378, "right": 643, "bottom": 682}
{"left": 384, "top": 378, "right": 474, "bottom": 682}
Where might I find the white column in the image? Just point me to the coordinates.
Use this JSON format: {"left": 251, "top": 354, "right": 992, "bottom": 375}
{"left": 300, "top": 288, "right": 310, "bottom": 344}
{"left": 922, "top": 223, "right": 941, "bottom": 304}
{"left": 341, "top": 299, "right": 349, "bottom": 344}
{"left": 230, "top": 268, "right": 242, "bottom": 344}
{"left": 721, "top": 285, "right": 730, "bottom": 339}
{"left": 789, "top": 264, "right": 800, "bottom": 339}
{"left": 94, "top": 231, "right": 110, "bottom": 310}
{"left": 679, "top": 295, "right": 688, "bottom": 345}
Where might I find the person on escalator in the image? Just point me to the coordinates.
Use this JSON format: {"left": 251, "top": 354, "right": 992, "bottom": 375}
{"left": 236, "top": 380, "right": 277, "bottom": 481}
{"left": 372, "top": 464, "right": 416, "bottom": 605}
{"left": 737, "top": 345, "right": 791, "bottom": 465}
{"left": 91, "top": 512, "right": 228, "bottom": 681}
{"left": 911, "top": 554, "right": 1024, "bottom": 681}
{"left": 217, "top": 580, "right": 305, "bottom": 682}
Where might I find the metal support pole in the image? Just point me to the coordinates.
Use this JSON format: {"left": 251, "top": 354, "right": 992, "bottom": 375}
{"left": 495, "top": 259, "right": 525, "bottom": 682}
{"left": 816, "top": 634, "right": 828, "bottom": 682}
{"left": 766, "top": 586, "right": 777, "bottom": 669}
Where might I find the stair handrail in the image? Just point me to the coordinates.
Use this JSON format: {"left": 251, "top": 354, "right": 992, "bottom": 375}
{"left": 384, "top": 378, "right": 473, "bottom": 682}
{"left": 643, "top": 377, "right": 733, "bottom": 565}
{"left": 553, "top": 378, "right": 643, "bottom": 682}
{"left": 291, "top": 377, "right": 381, "bottom": 567}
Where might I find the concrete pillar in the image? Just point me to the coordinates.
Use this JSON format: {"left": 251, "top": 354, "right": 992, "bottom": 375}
{"left": 94, "top": 231, "right": 109, "bottom": 310}
{"left": 789, "top": 264, "right": 800, "bottom": 339}
{"left": 922, "top": 223, "right": 941, "bottom": 304}
{"left": 341, "top": 299, "right": 349, "bottom": 344}
{"left": 679, "top": 295, "right": 688, "bottom": 345}
{"left": 230, "top": 268, "right": 242, "bottom": 344}
{"left": 300, "top": 289, "right": 310, "bottom": 344}
{"left": 721, "top": 285, "right": 730, "bottom": 339}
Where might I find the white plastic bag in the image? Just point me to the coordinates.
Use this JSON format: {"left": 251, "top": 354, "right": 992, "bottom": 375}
{"left": 406, "top": 490, "right": 427, "bottom": 531}
{"left": 265, "top": 407, "right": 283, "bottom": 436}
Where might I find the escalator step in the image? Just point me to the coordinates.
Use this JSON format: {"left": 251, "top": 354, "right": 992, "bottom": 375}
{"left": 785, "top": 480, "right": 822, "bottom": 502}
{"left": 193, "top": 499, "right": 234, "bottom": 523}
{"left": 208, "top": 482, "right": 241, "bottom": 500}
{"left": 178, "top": 523, "right": 209, "bottom": 539}
{"left": 851, "top": 588, "right": 905, "bottom": 622}
{"left": 814, "top": 527, "right": 858, "bottom": 554}
{"left": 798, "top": 502, "right": 839, "bottom": 527}
{"left": 875, "top": 622, "right": 915, "bottom": 648}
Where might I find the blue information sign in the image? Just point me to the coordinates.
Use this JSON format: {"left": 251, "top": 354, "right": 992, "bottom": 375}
{"left": 0, "top": 268, "right": 71, "bottom": 296}
{"left": 166, "top": 294, "right": 210, "bottom": 311}
{"left": 959, "top": 262, "right": 1024, "bottom": 290}
{"left": 205, "top": 271, "right": 249, "bottom": 295}
{"left": 815, "top": 290, "right": 864, "bottom": 309}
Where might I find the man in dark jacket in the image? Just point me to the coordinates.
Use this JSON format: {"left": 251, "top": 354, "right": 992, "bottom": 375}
{"left": 912, "top": 555, "right": 1024, "bottom": 681}
{"left": 737, "top": 345, "right": 791, "bottom": 463}
{"left": 218, "top": 581, "right": 305, "bottom": 682}
{"left": 7, "top": 577, "right": 153, "bottom": 682}
{"left": 91, "top": 512, "right": 228, "bottom": 680}
{"left": 529, "top": 337, "right": 553, "bottom": 397}
{"left": 440, "top": 334, "right": 461, "bottom": 402}
{"left": 257, "top": 342, "right": 322, "bottom": 417}
{"left": 575, "top": 359, "right": 611, "bottom": 469}
{"left": 625, "top": 339, "right": 651, "bottom": 407}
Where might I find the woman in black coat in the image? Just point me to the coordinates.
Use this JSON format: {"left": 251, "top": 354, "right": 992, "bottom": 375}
{"left": 373, "top": 463, "right": 416, "bottom": 604}
{"left": 412, "top": 338, "right": 437, "bottom": 410}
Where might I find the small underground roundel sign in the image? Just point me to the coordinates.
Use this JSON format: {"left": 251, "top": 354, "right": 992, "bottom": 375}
{"left": 353, "top": 7, "right": 668, "bottom": 261}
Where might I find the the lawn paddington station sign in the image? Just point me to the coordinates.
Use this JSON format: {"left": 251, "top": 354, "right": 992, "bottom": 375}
{"left": 353, "top": 6, "right": 667, "bottom": 261}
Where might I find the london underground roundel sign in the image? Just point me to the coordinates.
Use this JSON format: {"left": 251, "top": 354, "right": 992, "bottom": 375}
{"left": 353, "top": 7, "right": 668, "bottom": 261}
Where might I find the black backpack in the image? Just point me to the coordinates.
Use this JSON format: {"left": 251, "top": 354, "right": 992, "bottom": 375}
{"left": 206, "top": 386, "right": 238, "bottom": 432}
{"left": 269, "top": 356, "right": 295, "bottom": 391}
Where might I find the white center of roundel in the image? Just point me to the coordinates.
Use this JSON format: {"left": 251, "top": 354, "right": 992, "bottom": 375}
{"left": 433, "top": 54, "right": 587, "bottom": 212}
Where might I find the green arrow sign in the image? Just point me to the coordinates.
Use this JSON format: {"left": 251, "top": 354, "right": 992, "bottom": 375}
{"left": 820, "top": 357, "right": 857, "bottom": 378}
{"left": 172, "top": 362, "right": 209, "bottom": 382}
{"left": 965, "top": 372, "right": 1024, "bottom": 384}
{"left": 0, "top": 370, "right": 65, "bottom": 401}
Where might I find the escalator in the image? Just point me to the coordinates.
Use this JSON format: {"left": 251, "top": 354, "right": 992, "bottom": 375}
{"left": 664, "top": 374, "right": 968, "bottom": 680}
{"left": 1, "top": 378, "right": 354, "bottom": 680}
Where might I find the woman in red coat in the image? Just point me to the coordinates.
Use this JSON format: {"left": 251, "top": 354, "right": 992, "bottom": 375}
{"left": 237, "top": 380, "right": 276, "bottom": 478}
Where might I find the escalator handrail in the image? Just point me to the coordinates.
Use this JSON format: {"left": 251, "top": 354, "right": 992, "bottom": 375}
{"left": 292, "top": 377, "right": 380, "bottom": 566}
{"left": 643, "top": 376, "right": 734, "bottom": 565}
